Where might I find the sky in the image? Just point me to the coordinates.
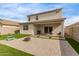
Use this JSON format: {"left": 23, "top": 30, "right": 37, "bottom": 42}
{"left": 0, "top": 3, "right": 79, "bottom": 26}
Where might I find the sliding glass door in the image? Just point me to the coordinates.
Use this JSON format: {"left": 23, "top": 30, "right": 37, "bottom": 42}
{"left": 44, "top": 26, "right": 53, "bottom": 34}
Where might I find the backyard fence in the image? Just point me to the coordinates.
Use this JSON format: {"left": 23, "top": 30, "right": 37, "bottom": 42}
{"left": 65, "top": 25, "right": 79, "bottom": 42}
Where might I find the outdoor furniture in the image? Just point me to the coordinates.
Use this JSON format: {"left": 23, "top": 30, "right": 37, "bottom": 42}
{"left": 37, "top": 30, "right": 41, "bottom": 34}
{"left": 23, "top": 37, "right": 31, "bottom": 41}
{"left": 6, "top": 35, "right": 15, "bottom": 41}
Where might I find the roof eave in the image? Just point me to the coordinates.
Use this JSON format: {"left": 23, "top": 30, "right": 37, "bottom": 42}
{"left": 27, "top": 8, "right": 62, "bottom": 17}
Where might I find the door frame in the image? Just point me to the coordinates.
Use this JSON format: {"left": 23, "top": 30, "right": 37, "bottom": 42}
{"left": 44, "top": 26, "right": 53, "bottom": 34}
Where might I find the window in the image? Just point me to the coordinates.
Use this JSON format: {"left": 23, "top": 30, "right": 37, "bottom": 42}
{"left": 36, "top": 16, "right": 38, "bottom": 20}
{"left": 28, "top": 17, "right": 30, "bottom": 21}
{"left": 23, "top": 25, "right": 28, "bottom": 30}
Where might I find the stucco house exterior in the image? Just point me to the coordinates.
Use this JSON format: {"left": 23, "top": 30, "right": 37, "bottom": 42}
{"left": 20, "top": 8, "right": 65, "bottom": 37}
{"left": 0, "top": 19, "right": 20, "bottom": 35}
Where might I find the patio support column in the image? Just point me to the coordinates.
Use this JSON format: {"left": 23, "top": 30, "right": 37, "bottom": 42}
{"left": 61, "top": 21, "right": 64, "bottom": 37}
{"left": 29, "top": 24, "right": 35, "bottom": 35}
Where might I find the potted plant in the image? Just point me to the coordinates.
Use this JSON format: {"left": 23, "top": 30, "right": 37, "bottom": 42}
{"left": 57, "top": 32, "right": 62, "bottom": 39}
{"left": 48, "top": 34, "right": 52, "bottom": 39}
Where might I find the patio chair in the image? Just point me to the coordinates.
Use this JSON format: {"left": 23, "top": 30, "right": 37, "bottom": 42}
{"left": 6, "top": 35, "right": 16, "bottom": 41}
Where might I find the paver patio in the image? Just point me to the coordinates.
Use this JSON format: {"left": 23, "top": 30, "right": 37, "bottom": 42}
{"left": 0, "top": 37, "right": 61, "bottom": 56}
{"left": 0, "top": 37, "right": 78, "bottom": 56}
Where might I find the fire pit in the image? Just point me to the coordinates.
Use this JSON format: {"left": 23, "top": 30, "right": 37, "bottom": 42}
{"left": 23, "top": 37, "right": 31, "bottom": 41}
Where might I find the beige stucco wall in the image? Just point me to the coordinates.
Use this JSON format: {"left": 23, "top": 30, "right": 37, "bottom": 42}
{"left": 0, "top": 25, "right": 20, "bottom": 35}
{"left": 20, "top": 24, "right": 35, "bottom": 35}
{"left": 65, "top": 26, "right": 79, "bottom": 42}
{"left": 28, "top": 10, "right": 62, "bottom": 22}
{"left": 20, "top": 21, "right": 64, "bottom": 37}
{"left": 52, "top": 21, "right": 64, "bottom": 36}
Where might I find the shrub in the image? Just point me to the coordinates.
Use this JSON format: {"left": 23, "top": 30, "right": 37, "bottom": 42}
{"left": 48, "top": 34, "right": 52, "bottom": 39}
{"left": 15, "top": 30, "right": 20, "bottom": 34}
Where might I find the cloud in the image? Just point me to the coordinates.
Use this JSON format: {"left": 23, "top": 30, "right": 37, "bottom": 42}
{"left": 65, "top": 16, "right": 79, "bottom": 26}
{"left": 0, "top": 3, "right": 47, "bottom": 20}
{"left": 0, "top": 3, "right": 79, "bottom": 26}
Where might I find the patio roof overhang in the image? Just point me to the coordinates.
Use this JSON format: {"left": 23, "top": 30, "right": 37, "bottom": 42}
{"left": 26, "top": 18, "right": 66, "bottom": 24}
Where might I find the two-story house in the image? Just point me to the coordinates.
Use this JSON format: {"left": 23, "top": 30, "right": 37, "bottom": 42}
{"left": 20, "top": 8, "right": 66, "bottom": 37}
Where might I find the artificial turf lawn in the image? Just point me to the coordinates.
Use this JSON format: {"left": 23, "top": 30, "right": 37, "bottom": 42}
{"left": 65, "top": 37, "right": 79, "bottom": 54}
{"left": 0, "top": 44, "right": 33, "bottom": 56}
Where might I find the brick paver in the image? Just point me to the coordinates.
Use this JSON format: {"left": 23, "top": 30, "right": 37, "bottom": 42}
{"left": 0, "top": 37, "right": 61, "bottom": 56}
{"left": 0, "top": 37, "right": 78, "bottom": 56}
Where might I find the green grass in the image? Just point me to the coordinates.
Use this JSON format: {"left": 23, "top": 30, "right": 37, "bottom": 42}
{"left": 65, "top": 37, "right": 79, "bottom": 54}
{"left": 0, "top": 34, "right": 31, "bottom": 40}
{"left": 0, "top": 44, "right": 33, "bottom": 56}
{"left": 14, "top": 34, "right": 31, "bottom": 39}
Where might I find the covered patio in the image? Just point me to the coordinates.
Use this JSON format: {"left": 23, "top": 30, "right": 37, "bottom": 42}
{"left": 29, "top": 18, "right": 65, "bottom": 37}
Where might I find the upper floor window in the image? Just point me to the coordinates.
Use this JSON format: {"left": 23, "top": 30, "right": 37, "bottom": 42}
{"left": 28, "top": 17, "right": 30, "bottom": 21}
{"left": 36, "top": 16, "right": 38, "bottom": 20}
{"left": 23, "top": 25, "right": 28, "bottom": 30}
